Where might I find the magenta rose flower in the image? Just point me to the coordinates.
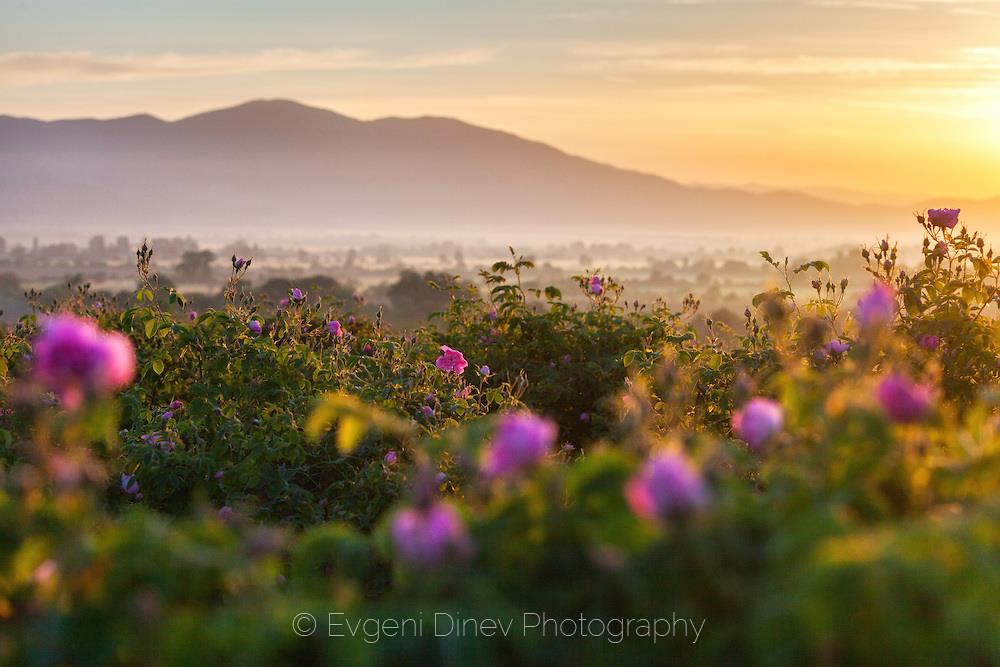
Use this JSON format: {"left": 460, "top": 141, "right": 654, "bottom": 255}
{"left": 731, "top": 397, "right": 784, "bottom": 451}
{"left": 31, "top": 315, "right": 136, "bottom": 409}
{"left": 927, "top": 208, "right": 960, "bottom": 229}
{"left": 919, "top": 334, "right": 940, "bottom": 350}
{"left": 877, "top": 374, "right": 933, "bottom": 423}
{"left": 481, "top": 412, "right": 557, "bottom": 478}
{"left": 933, "top": 240, "right": 948, "bottom": 257}
{"left": 856, "top": 282, "right": 897, "bottom": 329}
{"left": 248, "top": 320, "right": 262, "bottom": 335}
{"left": 290, "top": 287, "right": 305, "bottom": 302}
{"left": 826, "top": 340, "right": 849, "bottom": 355}
{"left": 588, "top": 275, "right": 604, "bottom": 295}
{"left": 390, "top": 502, "right": 471, "bottom": 568}
{"left": 327, "top": 320, "right": 343, "bottom": 338}
{"left": 384, "top": 450, "right": 398, "bottom": 465}
{"left": 435, "top": 345, "right": 468, "bottom": 375}
{"left": 625, "top": 451, "right": 708, "bottom": 520}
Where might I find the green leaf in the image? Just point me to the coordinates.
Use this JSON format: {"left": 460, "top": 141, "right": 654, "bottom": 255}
{"left": 152, "top": 358, "right": 165, "bottom": 375}
{"left": 793, "top": 260, "right": 830, "bottom": 274}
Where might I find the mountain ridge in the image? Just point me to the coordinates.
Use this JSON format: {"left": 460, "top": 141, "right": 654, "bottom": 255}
{"left": 2, "top": 99, "right": 992, "bottom": 239}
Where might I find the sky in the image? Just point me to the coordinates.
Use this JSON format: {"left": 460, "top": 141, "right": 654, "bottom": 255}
{"left": 2, "top": 0, "right": 1000, "bottom": 201}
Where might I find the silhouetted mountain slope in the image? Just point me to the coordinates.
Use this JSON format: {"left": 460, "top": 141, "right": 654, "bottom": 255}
{"left": 0, "top": 99, "right": 934, "bottom": 235}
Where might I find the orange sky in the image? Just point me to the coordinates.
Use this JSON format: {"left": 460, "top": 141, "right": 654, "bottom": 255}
{"left": 2, "top": 0, "right": 999, "bottom": 200}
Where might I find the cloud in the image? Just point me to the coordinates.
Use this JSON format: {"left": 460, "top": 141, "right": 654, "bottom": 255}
{"left": 0, "top": 48, "right": 495, "bottom": 88}
{"left": 572, "top": 44, "right": 1000, "bottom": 80}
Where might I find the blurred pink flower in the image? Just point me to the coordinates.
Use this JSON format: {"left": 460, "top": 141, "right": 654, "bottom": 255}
{"left": 435, "top": 345, "right": 468, "bottom": 374}
{"left": 384, "top": 450, "right": 398, "bottom": 465}
{"left": 248, "top": 320, "right": 262, "bottom": 335}
{"left": 732, "top": 397, "right": 783, "bottom": 451}
{"left": 856, "top": 282, "right": 897, "bottom": 329}
{"left": 927, "top": 208, "right": 960, "bottom": 229}
{"left": 327, "top": 320, "right": 343, "bottom": 337}
{"left": 877, "top": 374, "right": 933, "bottom": 423}
{"left": 31, "top": 315, "right": 136, "bottom": 409}
{"left": 33, "top": 559, "right": 58, "bottom": 585}
{"left": 625, "top": 451, "right": 707, "bottom": 520}
{"left": 481, "top": 412, "right": 557, "bottom": 478}
{"left": 589, "top": 275, "right": 604, "bottom": 295}
{"left": 101, "top": 332, "right": 137, "bottom": 389}
{"left": 390, "top": 503, "right": 471, "bottom": 568}
{"left": 826, "top": 340, "right": 849, "bottom": 355}
{"left": 933, "top": 240, "right": 948, "bottom": 257}
{"left": 919, "top": 334, "right": 940, "bottom": 350}
{"left": 218, "top": 506, "right": 235, "bottom": 521}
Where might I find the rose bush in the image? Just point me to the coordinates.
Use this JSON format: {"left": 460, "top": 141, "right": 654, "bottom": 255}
{"left": 2, "top": 211, "right": 1000, "bottom": 664}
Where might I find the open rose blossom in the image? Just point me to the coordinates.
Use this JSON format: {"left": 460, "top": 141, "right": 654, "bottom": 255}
{"left": 481, "top": 412, "right": 557, "bottom": 478}
{"left": 625, "top": 451, "right": 708, "bottom": 520}
{"left": 877, "top": 374, "right": 933, "bottom": 423}
{"left": 327, "top": 320, "right": 343, "bottom": 338}
{"left": 731, "top": 397, "right": 784, "bottom": 451}
{"left": 31, "top": 315, "right": 136, "bottom": 409}
{"left": 390, "top": 502, "right": 471, "bottom": 568}
{"left": 927, "top": 208, "right": 960, "bottom": 229}
{"left": 856, "top": 282, "right": 897, "bottom": 329}
{"left": 435, "top": 345, "right": 468, "bottom": 374}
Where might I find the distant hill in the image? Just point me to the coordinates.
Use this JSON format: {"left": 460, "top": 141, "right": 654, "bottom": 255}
{"left": 0, "top": 99, "right": 977, "bottom": 239}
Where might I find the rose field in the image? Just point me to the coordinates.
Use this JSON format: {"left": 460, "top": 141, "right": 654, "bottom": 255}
{"left": 5, "top": 210, "right": 1000, "bottom": 664}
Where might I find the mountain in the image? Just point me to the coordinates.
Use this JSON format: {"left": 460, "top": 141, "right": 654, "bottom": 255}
{"left": 0, "top": 99, "right": 928, "bottom": 240}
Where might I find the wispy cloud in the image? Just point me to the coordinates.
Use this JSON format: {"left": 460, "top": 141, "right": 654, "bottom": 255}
{"left": 0, "top": 48, "right": 495, "bottom": 88}
{"left": 572, "top": 44, "right": 1000, "bottom": 81}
